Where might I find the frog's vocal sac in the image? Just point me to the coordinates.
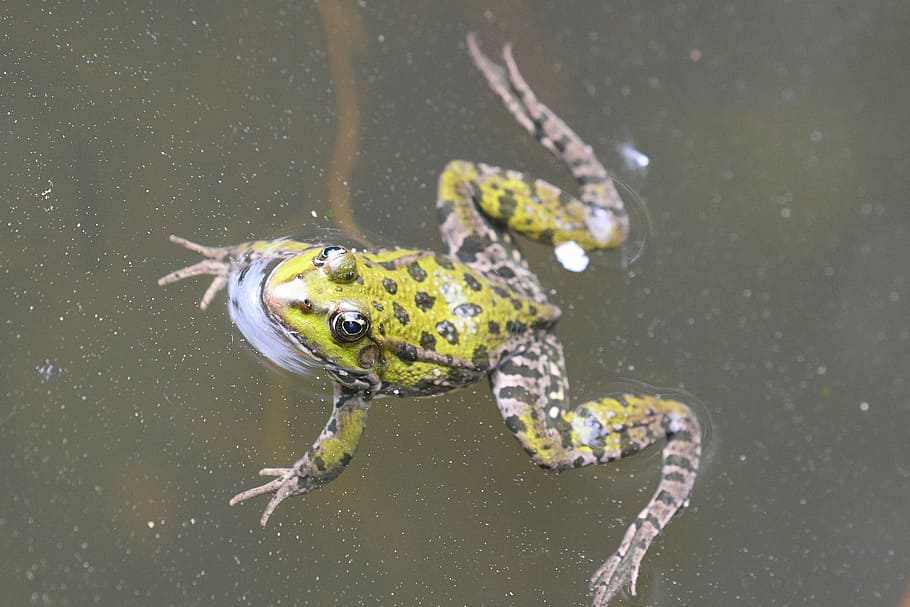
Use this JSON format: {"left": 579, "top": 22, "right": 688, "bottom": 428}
{"left": 159, "top": 34, "right": 701, "bottom": 607}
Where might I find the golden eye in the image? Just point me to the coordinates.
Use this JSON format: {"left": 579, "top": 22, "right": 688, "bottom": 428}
{"left": 330, "top": 310, "right": 370, "bottom": 343}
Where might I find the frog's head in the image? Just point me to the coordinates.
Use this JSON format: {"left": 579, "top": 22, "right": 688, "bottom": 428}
{"left": 263, "top": 245, "right": 383, "bottom": 389}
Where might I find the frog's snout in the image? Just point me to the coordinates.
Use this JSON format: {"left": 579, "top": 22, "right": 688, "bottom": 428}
{"left": 265, "top": 279, "right": 313, "bottom": 316}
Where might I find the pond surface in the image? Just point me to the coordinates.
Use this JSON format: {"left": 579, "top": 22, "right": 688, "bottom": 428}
{"left": 3, "top": 2, "right": 909, "bottom": 606}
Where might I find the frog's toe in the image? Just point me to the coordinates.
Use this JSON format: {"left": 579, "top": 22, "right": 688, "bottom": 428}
{"left": 167, "top": 234, "right": 232, "bottom": 259}
{"left": 229, "top": 466, "right": 317, "bottom": 526}
{"left": 588, "top": 548, "right": 640, "bottom": 606}
{"left": 159, "top": 235, "right": 236, "bottom": 308}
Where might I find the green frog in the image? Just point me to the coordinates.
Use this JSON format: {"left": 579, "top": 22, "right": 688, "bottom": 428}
{"left": 159, "top": 34, "right": 701, "bottom": 606}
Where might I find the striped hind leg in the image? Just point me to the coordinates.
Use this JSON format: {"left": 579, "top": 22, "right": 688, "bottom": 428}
{"left": 467, "top": 34, "right": 629, "bottom": 249}
{"left": 490, "top": 332, "right": 701, "bottom": 606}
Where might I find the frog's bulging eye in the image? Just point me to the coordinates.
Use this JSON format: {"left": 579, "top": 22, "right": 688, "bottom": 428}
{"left": 314, "top": 245, "right": 358, "bottom": 283}
{"left": 313, "top": 246, "right": 346, "bottom": 267}
{"left": 330, "top": 310, "right": 370, "bottom": 343}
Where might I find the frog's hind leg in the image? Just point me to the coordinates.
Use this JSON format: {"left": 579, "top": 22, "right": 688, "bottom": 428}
{"left": 490, "top": 332, "right": 701, "bottom": 606}
{"left": 437, "top": 160, "right": 548, "bottom": 303}
{"left": 466, "top": 34, "right": 629, "bottom": 250}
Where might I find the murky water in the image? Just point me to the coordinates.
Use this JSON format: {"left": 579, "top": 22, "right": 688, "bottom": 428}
{"left": 3, "top": 2, "right": 909, "bottom": 606}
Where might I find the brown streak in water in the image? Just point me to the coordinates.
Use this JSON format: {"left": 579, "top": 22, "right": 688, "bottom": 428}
{"left": 316, "top": 0, "right": 371, "bottom": 248}
{"left": 899, "top": 579, "right": 910, "bottom": 607}
{"left": 260, "top": 1, "right": 369, "bottom": 468}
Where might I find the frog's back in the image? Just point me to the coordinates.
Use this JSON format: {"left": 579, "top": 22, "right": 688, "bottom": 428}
{"left": 358, "top": 248, "right": 560, "bottom": 396}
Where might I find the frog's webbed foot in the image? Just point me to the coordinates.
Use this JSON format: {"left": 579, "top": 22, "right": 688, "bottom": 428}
{"left": 158, "top": 235, "right": 235, "bottom": 310}
{"left": 229, "top": 465, "right": 321, "bottom": 527}
{"left": 588, "top": 529, "right": 648, "bottom": 605}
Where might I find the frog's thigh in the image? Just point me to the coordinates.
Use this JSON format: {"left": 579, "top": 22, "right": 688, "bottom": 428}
{"left": 437, "top": 160, "right": 546, "bottom": 303}
{"left": 491, "top": 332, "right": 700, "bottom": 472}
{"left": 490, "top": 331, "right": 575, "bottom": 469}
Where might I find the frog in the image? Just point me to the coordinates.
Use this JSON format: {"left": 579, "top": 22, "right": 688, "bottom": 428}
{"left": 159, "top": 34, "right": 701, "bottom": 606}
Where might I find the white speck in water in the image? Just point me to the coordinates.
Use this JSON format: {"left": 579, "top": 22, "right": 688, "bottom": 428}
{"left": 548, "top": 406, "right": 561, "bottom": 419}
{"left": 859, "top": 401, "right": 869, "bottom": 412}
{"left": 310, "top": 210, "right": 318, "bottom": 218}
{"left": 37, "top": 359, "right": 59, "bottom": 383}
{"left": 147, "top": 521, "right": 155, "bottom": 529}
{"left": 554, "top": 241, "right": 589, "bottom": 272}
{"left": 617, "top": 142, "right": 650, "bottom": 172}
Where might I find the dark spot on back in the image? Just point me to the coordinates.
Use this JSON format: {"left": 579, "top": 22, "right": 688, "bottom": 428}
{"left": 414, "top": 291, "right": 435, "bottom": 311}
{"left": 454, "top": 302, "right": 483, "bottom": 318}
{"left": 436, "top": 320, "right": 459, "bottom": 345}
{"left": 463, "top": 272, "right": 482, "bottom": 291}
{"left": 393, "top": 301, "right": 410, "bottom": 326}
{"left": 407, "top": 261, "right": 427, "bottom": 282}
{"left": 382, "top": 277, "right": 398, "bottom": 294}
{"left": 420, "top": 331, "right": 437, "bottom": 351}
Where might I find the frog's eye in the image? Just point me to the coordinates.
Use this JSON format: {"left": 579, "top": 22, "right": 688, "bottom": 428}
{"left": 314, "top": 245, "right": 357, "bottom": 283}
{"left": 313, "top": 246, "right": 346, "bottom": 267}
{"left": 330, "top": 310, "right": 370, "bottom": 343}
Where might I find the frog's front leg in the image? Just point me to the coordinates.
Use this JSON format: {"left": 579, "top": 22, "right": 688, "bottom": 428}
{"left": 157, "top": 235, "right": 237, "bottom": 309}
{"left": 229, "top": 384, "right": 371, "bottom": 526}
{"left": 491, "top": 333, "right": 701, "bottom": 606}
